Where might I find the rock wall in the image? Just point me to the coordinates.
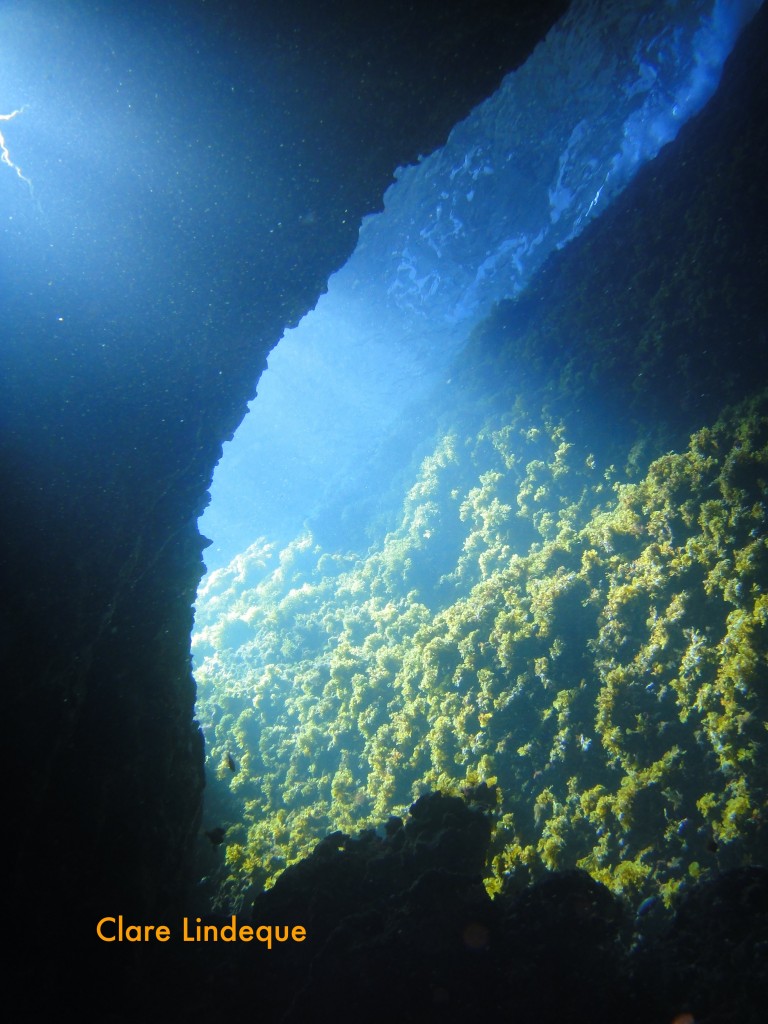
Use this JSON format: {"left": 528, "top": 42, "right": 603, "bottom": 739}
{"left": 1, "top": 0, "right": 567, "bottom": 998}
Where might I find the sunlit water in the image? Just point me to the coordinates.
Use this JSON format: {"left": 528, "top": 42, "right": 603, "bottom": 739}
{"left": 200, "top": 0, "right": 762, "bottom": 570}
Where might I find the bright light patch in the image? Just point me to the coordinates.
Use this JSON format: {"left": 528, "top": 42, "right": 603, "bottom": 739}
{"left": 0, "top": 107, "right": 32, "bottom": 190}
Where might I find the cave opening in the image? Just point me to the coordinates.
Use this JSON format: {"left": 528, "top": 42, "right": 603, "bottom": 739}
{"left": 191, "top": 0, "right": 764, "bottom": 914}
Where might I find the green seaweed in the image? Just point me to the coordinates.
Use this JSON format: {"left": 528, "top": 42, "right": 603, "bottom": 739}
{"left": 194, "top": 393, "right": 767, "bottom": 909}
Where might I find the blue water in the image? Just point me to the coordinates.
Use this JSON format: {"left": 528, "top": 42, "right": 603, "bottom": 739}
{"left": 200, "top": 0, "right": 763, "bottom": 570}
{"left": 0, "top": 0, "right": 316, "bottom": 353}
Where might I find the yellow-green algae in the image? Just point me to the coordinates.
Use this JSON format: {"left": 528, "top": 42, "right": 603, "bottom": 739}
{"left": 194, "top": 393, "right": 767, "bottom": 909}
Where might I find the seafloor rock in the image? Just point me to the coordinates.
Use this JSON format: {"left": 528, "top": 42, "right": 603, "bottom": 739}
{"left": 253, "top": 790, "right": 613, "bottom": 1023}
{"left": 198, "top": 792, "right": 764, "bottom": 1024}
{"left": 633, "top": 866, "right": 768, "bottom": 1022}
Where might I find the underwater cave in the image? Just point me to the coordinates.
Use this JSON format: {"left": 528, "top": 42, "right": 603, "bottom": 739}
{"left": 3, "top": 0, "right": 767, "bottom": 1019}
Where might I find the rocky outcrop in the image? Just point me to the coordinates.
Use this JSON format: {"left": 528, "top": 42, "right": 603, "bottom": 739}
{"left": 2, "top": 0, "right": 567, "bottom": 1001}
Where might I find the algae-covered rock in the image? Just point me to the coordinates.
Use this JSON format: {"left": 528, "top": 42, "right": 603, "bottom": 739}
{"left": 193, "top": 11, "right": 768, "bottom": 909}
{"left": 194, "top": 392, "right": 767, "bottom": 909}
